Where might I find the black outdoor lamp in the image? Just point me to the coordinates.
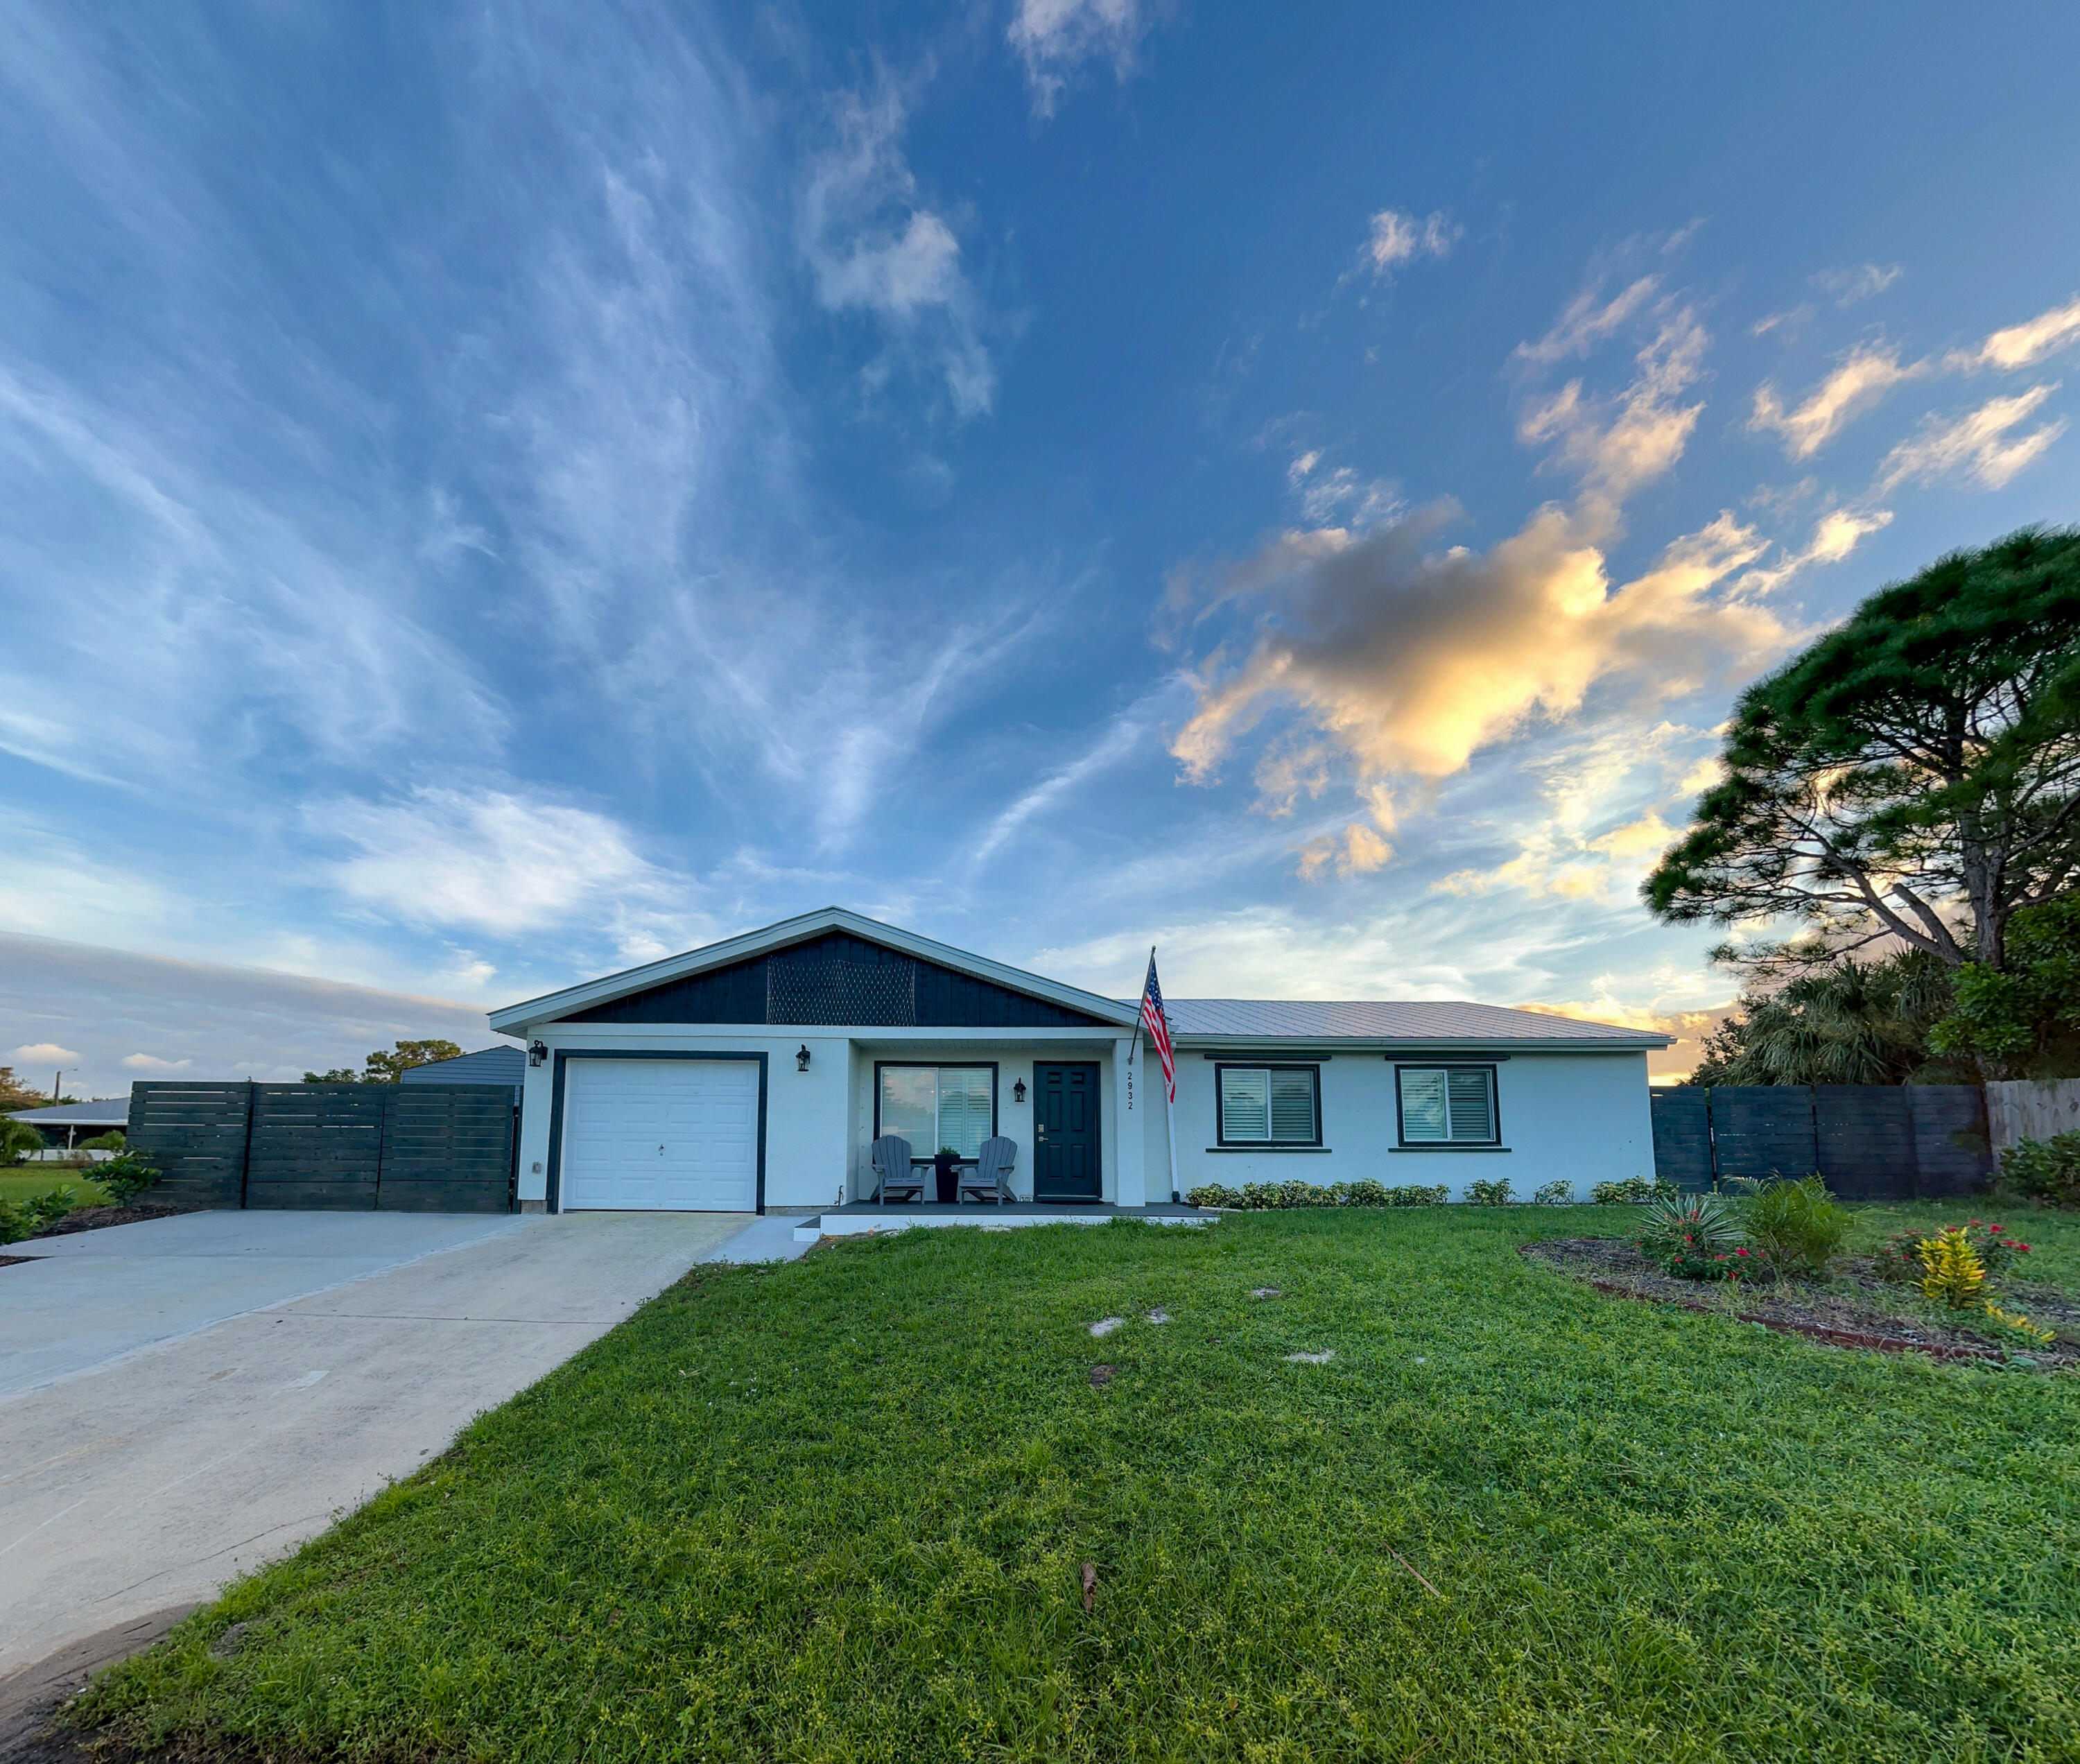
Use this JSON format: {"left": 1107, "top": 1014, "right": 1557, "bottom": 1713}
{"left": 796, "top": 1044, "right": 813, "bottom": 1072}
{"left": 527, "top": 1039, "right": 548, "bottom": 1067}
{"left": 1012, "top": 1078, "right": 1026, "bottom": 1103}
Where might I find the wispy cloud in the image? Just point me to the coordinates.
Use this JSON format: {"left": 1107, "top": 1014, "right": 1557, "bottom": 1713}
{"left": 801, "top": 75, "right": 993, "bottom": 417}
{"left": 1875, "top": 385, "right": 2066, "bottom": 492}
{"left": 319, "top": 787, "right": 712, "bottom": 961}
{"left": 1749, "top": 343, "right": 1927, "bottom": 458}
{"left": 972, "top": 691, "right": 1168, "bottom": 863}
{"left": 1362, "top": 208, "right": 1458, "bottom": 278}
{"left": 1814, "top": 262, "right": 1903, "bottom": 307}
{"left": 1957, "top": 293, "right": 2080, "bottom": 371}
{"left": 1516, "top": 293, "right": 1709, "bottom": 505}
{"left": 1008, "top": 0, "right": 1161, "bottom": 116}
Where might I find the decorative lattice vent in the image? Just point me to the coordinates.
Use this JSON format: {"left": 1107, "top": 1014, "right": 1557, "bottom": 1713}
{"left": 766, "top": 942, "right": 917, "bottom": 1025}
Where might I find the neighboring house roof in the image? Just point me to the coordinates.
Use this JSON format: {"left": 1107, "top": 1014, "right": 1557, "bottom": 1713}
{"left": 5, "top": 1099, "right": 131, "bottom": 1129}
{"left": 1140, "top": 998, "right": 1670, "bottom": 1049}
{"left": 399, "top": 1046, "right": 526, "bottom": 1090}
{"left": 489, "top": 907, "right": 1143, "bottom": 1034}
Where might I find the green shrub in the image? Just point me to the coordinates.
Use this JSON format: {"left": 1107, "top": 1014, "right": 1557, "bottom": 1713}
{"left": 93, "top": 1154, "right": 162, "bottom": 1205}
{"left": 1590, "top": 1175, "right": 1675, "bottom": 1204}
{"left": 0, "top": 1200, "right": 28, "bottom": 1245}
{"left": 1998, "top": 1131, "right": 2080, "bottom": 1209}
{"left": 1635, "top": 1192, "right": 1749, "bottom": 1279}
{"left": 1, "top": 1121, "right": 45, "bottom": 1166}
{"left": 1533, "top": 1181, "right": 1574, "bottom": 1204}
{"left": 80, "top": 1129, "right": 126, "bottom": 1151}
{"left": 1464, "top": 1177, "right": 1514, "bottom": 1205}
{"left": 1872, "top": 1219, "right": 2032, "bottom": 1283}
{"left": 1733, "top": 1174, "right": 1852, "bottom": 1278}
{"left": 1185, "top": 1179, "right": 1446, "bottom": 1211}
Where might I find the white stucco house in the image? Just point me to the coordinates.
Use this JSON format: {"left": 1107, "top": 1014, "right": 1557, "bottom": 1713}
{"left": 489, "top": 908, "right": 1667, "bottom": 1216}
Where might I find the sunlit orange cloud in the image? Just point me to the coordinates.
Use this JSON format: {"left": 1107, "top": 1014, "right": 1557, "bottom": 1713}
{"left": 1515, "top": 999, "right": 1733, "bottom": 1083}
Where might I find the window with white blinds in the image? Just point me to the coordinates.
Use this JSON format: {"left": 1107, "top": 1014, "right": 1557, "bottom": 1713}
{"left": 1395, "top": 1065, "right": 1499, "bottom": 1144}
{"left": 1217, "top": 1065, "right": 1320, "bottom": 1145}
{"left": 876, "top": 1065, "right": 994, "bottom": 1157}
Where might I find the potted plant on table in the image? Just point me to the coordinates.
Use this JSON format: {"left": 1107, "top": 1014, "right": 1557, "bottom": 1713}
{"left": 933, "top": 1145, "right": 962, "bottom": 1203}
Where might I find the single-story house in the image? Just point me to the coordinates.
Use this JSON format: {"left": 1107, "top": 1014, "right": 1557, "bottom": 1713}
{"left": 489, "top": 908, "right": 1668, "bottom": 1215}
{"left": 5, "top": 1098, "right": 131, "bottom": 1150}
{"left": 399, "top": 1044, "right": 525, "bottom": 1099}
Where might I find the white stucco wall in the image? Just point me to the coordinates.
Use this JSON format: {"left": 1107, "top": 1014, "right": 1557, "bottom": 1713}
{"left": 514, "top": 1024, "right": 1136, "bottom": 1211}
{"left": 511, "top": 1026, "right": 1655, "bottom": 1210}
{"left": 1164, "top": 1050, "right": 1655, "bottom": 1200}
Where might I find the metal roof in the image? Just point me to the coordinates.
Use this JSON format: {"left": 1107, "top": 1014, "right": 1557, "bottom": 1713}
{"left": 1134, "top": 998, "right": 1668, "bottom": 1047}
{"left": 5, "top": 1099, "right": 131, "bottom": 1127}
{"left": 399, "top": 1046, "right": 525, "bottom": 1090}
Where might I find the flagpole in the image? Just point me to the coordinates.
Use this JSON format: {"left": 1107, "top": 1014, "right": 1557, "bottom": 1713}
{"left": 1149, "top": 944, "right": 1182, "bottom": 1204}
{"left": 1164, "top": 1055, "right": 1181, "bottom": 1203}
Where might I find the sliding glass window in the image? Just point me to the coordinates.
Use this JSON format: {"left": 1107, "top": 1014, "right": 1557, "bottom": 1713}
{"left": 876, "top": 1065, "right": 995, "bottom": 1158}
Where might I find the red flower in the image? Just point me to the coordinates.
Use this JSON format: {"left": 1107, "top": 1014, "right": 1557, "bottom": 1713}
{"left": 1735, "top": 1247, "right": 1750, "bottom": 1256}
{"left": 1988, "top": 1223, "right": 2005, "bottom": 1234}
{"left": 2018, "top": 1243, "right": 2031, "bottom": 1253}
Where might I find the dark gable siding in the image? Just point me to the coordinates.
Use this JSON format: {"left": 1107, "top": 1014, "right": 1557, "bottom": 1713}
{"left": 568, "top": 931, "right": 1112, "bottom": 1028}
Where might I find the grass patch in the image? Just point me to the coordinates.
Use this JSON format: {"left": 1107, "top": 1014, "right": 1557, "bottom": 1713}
{"left": 85, "top": 1204, "right": 2080, "bottom": 1762}
{"left": 0, "top": 1170, "right": 110, "bottom": 1207}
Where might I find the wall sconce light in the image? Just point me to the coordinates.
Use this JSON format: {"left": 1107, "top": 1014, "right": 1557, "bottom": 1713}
{"left": 1012, "top": 1079, "right": 1027, "bottom": 1104}
{"left": 527, "top": 1039, "right": 548, "bottom": 1068}
{"left": 796, "top": 1044, "right": 812, "bottom": 1072}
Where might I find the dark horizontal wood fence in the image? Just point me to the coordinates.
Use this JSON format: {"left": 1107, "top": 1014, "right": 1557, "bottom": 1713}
{"left": 1651, "top": 1084, "right": 1992, "bottom": 1199}
{"left": 128, "top": 1082, "right": 514, "bottom": 1212}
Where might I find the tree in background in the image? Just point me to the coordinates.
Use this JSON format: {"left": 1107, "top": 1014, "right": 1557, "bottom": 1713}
{"left": 304, "top": 1039, "right": 465, "bottom": 1084}
{"left": 1645, "top": 527, "right": 2080, "bottom": 971}
{"left": 1685, "top": 951, "right": 1952, "bottom": 1086}
{"left": 1930, "top": 895, "right": 2080, "bottom": 1078}
{"left": 0, "top": 1067, "right": 45, "bottom": 1111}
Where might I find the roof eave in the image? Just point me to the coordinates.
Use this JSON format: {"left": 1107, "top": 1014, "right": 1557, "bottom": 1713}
{"left": 1171, "top": 1034, "right": 1672, "bottom": 1053}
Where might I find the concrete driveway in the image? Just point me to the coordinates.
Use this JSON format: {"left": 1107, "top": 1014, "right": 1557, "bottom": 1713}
{"left": 0, "top": 1209, "right": 748, "bottom": 1676}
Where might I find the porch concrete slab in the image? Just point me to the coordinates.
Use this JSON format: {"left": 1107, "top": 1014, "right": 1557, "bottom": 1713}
{"left": 808, "top": 1203, "right": 1216, "bottom": 1238}
{"left": 701, "top": 1213, "right": 813, "bottom": 1264}
{"left": 0, "top": 1211, "right": 743, "bottom": 1677}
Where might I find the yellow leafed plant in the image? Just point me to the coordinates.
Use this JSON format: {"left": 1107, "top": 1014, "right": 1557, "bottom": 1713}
{"left": 1917, "top": 1227, "right": 1985, "bottom": 1308}
{"left": 1982, "top": 1303, "right": 2054, "bottom": 1346}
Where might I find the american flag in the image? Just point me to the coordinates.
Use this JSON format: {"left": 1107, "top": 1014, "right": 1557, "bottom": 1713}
{"left": 1138, "top": 948, "right": 1176, "bottom": 1104}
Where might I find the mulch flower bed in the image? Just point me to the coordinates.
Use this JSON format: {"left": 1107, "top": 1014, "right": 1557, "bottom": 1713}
{"left": 15, "top": 1200, "right": 200, "bottom": 1243}
{"left": 1522, "top": 1236, "right": 2080, "bottom": 1369}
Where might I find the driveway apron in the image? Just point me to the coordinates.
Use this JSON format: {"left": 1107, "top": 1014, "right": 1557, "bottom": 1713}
{"left": 0, "top": 1209, "right": 744, "bottom": 1675}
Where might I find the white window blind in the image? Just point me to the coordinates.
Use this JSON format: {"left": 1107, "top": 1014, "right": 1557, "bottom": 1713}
{"left": 1220, "top": 1068, "right": 1268, "bottom": 1141}
{"left": 1219, "top": 1066, "right": 1318, "bottom": 1143}
{"left": 1398, "top": 1066, "right": 1497, "bottom": 1143}
{"left": 878, "top": 1066, "right": 994, "bottom": 1158}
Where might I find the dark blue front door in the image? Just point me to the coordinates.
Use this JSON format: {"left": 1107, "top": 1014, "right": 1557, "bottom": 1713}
{"left": 1032, "top": 1062, "right": 1101, "bottom": 1200}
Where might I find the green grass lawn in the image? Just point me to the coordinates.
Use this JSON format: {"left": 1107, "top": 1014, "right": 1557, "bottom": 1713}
{"left": 86, "top": 1202, "right": 2080, "bottom": 1763}
{"left": 0, "top": 1168, "right": 109, "bottom": 1207}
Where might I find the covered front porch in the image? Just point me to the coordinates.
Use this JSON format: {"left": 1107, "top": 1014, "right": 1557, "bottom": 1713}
{"left": 844, "top": 1032, "right": 1166, "bottom": 1209}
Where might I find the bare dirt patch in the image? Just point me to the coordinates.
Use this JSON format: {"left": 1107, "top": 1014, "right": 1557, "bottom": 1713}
{"left": 1523, "top": 1236, "right": 2080, "bottom": 1368}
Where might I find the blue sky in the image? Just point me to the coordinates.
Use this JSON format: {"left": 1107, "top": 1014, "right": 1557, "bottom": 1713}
{"left": 5, "top": 0, "right": 2080, "bottom": 1092}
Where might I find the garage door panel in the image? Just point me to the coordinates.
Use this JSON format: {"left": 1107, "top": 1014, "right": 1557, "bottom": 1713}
{"left": 562, "top": 1059, "right": 759, "bottom": 1211}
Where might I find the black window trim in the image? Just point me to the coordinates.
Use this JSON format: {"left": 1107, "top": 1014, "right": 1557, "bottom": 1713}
{"left": 1214, "top": 1061, "right": 1324, "bottom": 1149}
{"left": 1392, "top": 1061, "right": 1502, "bottom": 1149}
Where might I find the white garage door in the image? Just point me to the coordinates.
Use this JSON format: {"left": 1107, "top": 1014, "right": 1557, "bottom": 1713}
{"left": 560, "top": 1058, "right": 759, "bottom": 1211}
